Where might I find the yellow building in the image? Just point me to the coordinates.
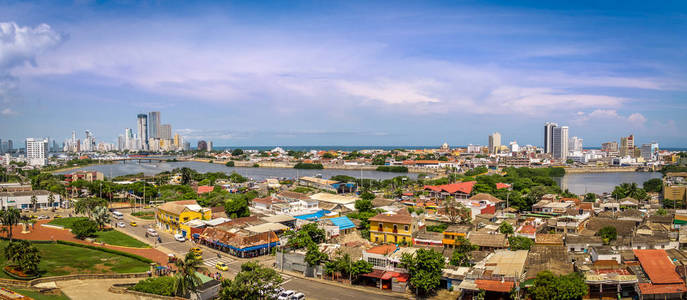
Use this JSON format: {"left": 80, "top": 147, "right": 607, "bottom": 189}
{"left": 442, "top": 224, "right": 471, "bottom": 248}
{"left": 664, "top": 172, "right": 687, "bottom": 206}
{"left": 369, "top": 212, "right": 417, "bottom": 244}
{"left": 156, "top": 200, "right": 211, "bottom": 237}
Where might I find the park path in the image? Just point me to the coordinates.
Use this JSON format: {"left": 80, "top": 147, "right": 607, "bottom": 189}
{"left": 1, "top": 220, "right": 169, "bottom": 265}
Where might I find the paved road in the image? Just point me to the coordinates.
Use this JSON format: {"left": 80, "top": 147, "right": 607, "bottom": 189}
{"left": 115, "top": 211, "right": 403, "bottom": 300}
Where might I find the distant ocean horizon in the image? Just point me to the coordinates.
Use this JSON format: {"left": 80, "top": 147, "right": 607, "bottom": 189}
{"left": 205, "top": 145, "right": 687, "bottom": 152}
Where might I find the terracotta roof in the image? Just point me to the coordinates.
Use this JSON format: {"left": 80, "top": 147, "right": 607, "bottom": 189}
{"left": 475, "top": 279, "right": 514, "bottom": 292}
{"left": 634, "top": 249, "right": 683, "bottom": 284}
{"left": 197, "top": 185, "right": 215, "bottom": 194}
{"left": 638, "top": 283, "right": 687, "bottom": 295}
{"left": 369, "top": 212, "right": 413, "bottom": 224}
{"left": 579, "top": 202, "right": 594, "bottom": 210}
{"left": 157, "top": 200, "right": 199, "bottom": 215}
{"left": 277, "top": 191, "right": 311, "bottom": 200}
{"left": 252, "top": 196, "right": 283, "bottom": 206}
{"left": 468, "top": 233, "right": 507, "bottom": 248}
{"left": 586, "top": 218, "right": 636, "bottom": 236}
{"left": 518, "top": 224, "right": 537, "bottom": 235}
{"left": 495, "top": 183, "right": 511, "bottom": 190}
{"left": 366, "top": 244, "right": 398, "bottom": 255}
{"left": 535, "top": 234, "right": 563, "bottom": 245}
{"left": 424, "top": 181, "right": 476, "bottom": 195}
{"left": 469, "top": 193, "right": 502, "bottom": 203}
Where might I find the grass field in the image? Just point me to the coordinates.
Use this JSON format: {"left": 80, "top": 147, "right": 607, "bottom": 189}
{"left": 131, "top": 211, "right": 155, "bottom": 220}
{"left": 0, "top": 241, "right": 149, "bottom": 279}
{"left": 6, "top": 288, "right": 71, "bottom": 300}
{"left": 48, "top": 217, "right": 149, "bottom": 248}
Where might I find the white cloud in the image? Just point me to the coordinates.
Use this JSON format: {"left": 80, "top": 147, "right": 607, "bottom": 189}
{"left": 574, "top": 109, "right": 647, "bottom": 126}
{"left": 0, "top": 22, "right": 64, "bottom": 69}
{"left": 1, "top": 108, "right": 17, "bottom": 115}
{"left": 628, "top": 113, "right": 647, "bottom": 124}
{"left": 337, "top": 79, "right": 441, "bottom": 104}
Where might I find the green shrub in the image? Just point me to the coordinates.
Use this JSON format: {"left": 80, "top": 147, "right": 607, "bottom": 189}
{"left": 294, "top": 162, "right": 323, "bottom": 169}
{"left": 130, "top": 276, "right": 175, "bottom": 296}
{"left": 71, "top": 219, "right": 98, "bottom": 239}
{"left": 375, "top": 166, "right": 408, "bottom": 173}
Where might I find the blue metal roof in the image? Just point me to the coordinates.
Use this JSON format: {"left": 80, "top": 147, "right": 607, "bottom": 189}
{"left": 294, "top": 210, "right": 331, "bottom": 221}
{"left": 329, "top": 216, "right": 356, "bottom": 230}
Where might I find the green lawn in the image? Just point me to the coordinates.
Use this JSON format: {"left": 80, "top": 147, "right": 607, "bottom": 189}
{"left": 47, "top": 217, "right": 88, "bottom": 229}
{"left": 48, "top": 217, "right": 149, "bottom": 248}
{"left": 94, "top": 230, "right": 150, "bottom": 248}
{"left": 0, "top": 241, "right": 150, "bottom": 279}
{"left": 7, "top": 288, "right": 71, "bottom": 300}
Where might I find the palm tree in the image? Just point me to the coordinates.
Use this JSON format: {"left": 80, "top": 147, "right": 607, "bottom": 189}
{"left": 5, "top": 240, "right": 41, "bottom": 275}
{"left": 92, "top": 206, "right": 111, "bottom": 230}
{"left": 48, "top": 193, "right": 55, "bottom": 212}
{"left": 173, "top": 252, "right": 203, "bottom": 297}
{"left": 0, "top": 208, "right": 21, "bottom": 241}
{"left": 30, "top": 194, "right": 38, "bottom": 212}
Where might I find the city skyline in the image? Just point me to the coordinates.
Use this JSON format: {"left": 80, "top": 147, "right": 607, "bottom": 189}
{"left": 1, "top": 1, "right": 686, "bottom": 146}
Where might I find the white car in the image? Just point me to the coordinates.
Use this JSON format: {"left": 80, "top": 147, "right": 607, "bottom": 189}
{"left": 277, "top": 290, "right": 294, "bottom": 300}
{"left": 146, "top": 228, "right": 159, "bottom": 236}
{"left": 174, "top": 233, "right": 186, "bottom": 242}
{"left": 291, "top": 292, "right": 305, "bottom": 300}
{"left": 117, "top": 222, "right": 126, "bottom": 228}
{"left": 37, "top": 215, "right": 49, "bottom": 220}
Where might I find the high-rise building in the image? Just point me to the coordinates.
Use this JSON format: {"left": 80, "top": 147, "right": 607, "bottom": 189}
{"left": 509, "top": 141, "right": 519, "bottom": 153}
{"left": 207, "top": 141, "right": 213, "bottom": 152}
{"left": 148, "top": 111, "right": 160, "bottom": 139}
{"left": 137, "top": 114, "right": 148, "bottom": 150}
{"left": 552, "top": 126, "right": 568, "bottom": 160}
{"left": 197, "top": 140, "right": 208, "bottom": 151}
{"left": 488, "top": 132, "right": 501, "bottom": 154}
{"left": 620, "top": 134, "right": 635, "bottom": 157}
{"left": 544, "top": 122, "right": 558, "bottom": 154}
{"left": 641, "top": 143, "right": 659, "bottom": 161}
{"left": 569, "top": 136, "right": 583, "bottom": 152}
{"left": 124, "top": 128, "right": 134, "bottom": 150}
{"left": 602, "top": 141, "right": 618, "bottom": 153}
{"left": 117, "top": 135, "right": 125, "bottom": 151}
{"left": 159, "top": 124, "right": 172, "bottom": 140}
{"left": 173, "top": 133, "right": 180, "bottom": 149}
{"left": 25, "top": 138, "right": 48, "bottom": 166}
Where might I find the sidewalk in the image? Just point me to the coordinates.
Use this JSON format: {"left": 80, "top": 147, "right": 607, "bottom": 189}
{"left": 276, "top": 269, "right": 411, "bottom": 299}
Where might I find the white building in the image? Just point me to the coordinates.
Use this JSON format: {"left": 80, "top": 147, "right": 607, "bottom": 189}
{"left": 488, "top": 132, "right": 501, "bottom": 154}
{"left": 509, "top": 141, "right": 519, "bottom": 153}
{"left": 0, "top": 190, "right": 63, "bottom": 210}
{"left": 25, "top": 138, "right": 48, "bottom": 166}
{"left": 552, "top": 126, "right": 569, "bottom": 160}
{"left": 569, "top": 136, "right": 583, "bottom": 153}
{"left": 467, "top": 144, "right": 482, "bottom": 154}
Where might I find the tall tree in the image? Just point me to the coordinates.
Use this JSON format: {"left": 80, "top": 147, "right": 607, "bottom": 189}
{"left": 450, "top": 237, "right": 478, "bottom": 267}
{"left": 219, "top": 261, "right": 283, "bottom": 300}
{"left": 499, "top": 222, "right": 514, "bottom": 235}
{"left": 400, "top": 249, "right": 445, "bottom": 296}
{"left": 443, "top": 197, "right": 470, "bottom": 224}
{"left": 4, "top": 240, "right": 41, "bottom": 275}
{"left": 92, "top": 206, "right": 111, "bottom": 230}
{"left": 173, "top": 252, "right": 203, "bottom": 298}
{"left": 0, "top": 208, "right": 21, "bottom": 241}
{"left": 30, "top": 194, "right": 38, "bottom": 212}
{"left": 531, "top": 271, "right": 587, "bottom": 300}
{"left": 48, "top": 192, "right": 55, "bottom": 211}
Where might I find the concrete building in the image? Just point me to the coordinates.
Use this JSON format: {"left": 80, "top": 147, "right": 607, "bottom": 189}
{"left": 197, "top": 140, "right": 208, "bottom": 151}
{"left": 25, "top": 138, "right": 48, "bottom": 166}
{"left": 552, "top": 126, "right": 568, "bottom": 160}
{"left": 148, "top": 111, "right": 160, "bottom": 139}
{"left": 641, "top": 143, "right": 659, "bottom": 161}
{"left": 570, "top": 136, "right": 583, "bottom": 153}
{"left": 137, "top": 114, "right": 148, "bottom": 150}
{"left": 207, "top": 141, "right": 213, "bottom": 152}
{"left": 159, "top": 124, "right": 172, "bottom": 140}
{"left": 544, "top": 122, "right": 558, "bottom": 154}
{"left": 620, "top": 134, "right": 635, "bottom": 157}
{"left": 602, "top": 141, "right": 618, "bottom": 153}
{"left": 488, "top": 132, "right": 501, "bottom": 154}
{"left": 0, "top": 190, "right": 62, "bottom": 210}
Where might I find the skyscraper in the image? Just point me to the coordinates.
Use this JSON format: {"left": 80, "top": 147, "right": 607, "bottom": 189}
{"left": 488, "top": 132, "right": 501, "bottom": 154}
{"left": 197, "top": 140, "right": 207, "bottom": 151}
{"left": 148, "top": 111, "right": 160, "bottom": 139}
{"left": 544, "top": 122, "right": 557, "bottom": 154}
{"left": 620, "top": 134, "right": 634, "bottom": 157}
{"left": 137, "top": 114, "right": 148, "bottom": 150}
{"left": 569, "top": 136, "right": 583, "bottom": 152}
{"left": 25, "top": 138, "right": 48, "bottom": 166}
{"left": 159, "top": 124, "right": 172, "bottom": 140}
{"left": 552, "top": 126, "right": 569, "bottom": 160}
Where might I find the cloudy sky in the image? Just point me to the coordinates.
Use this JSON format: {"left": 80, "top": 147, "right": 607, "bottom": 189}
{"left": 1, "top": 1, "right": 686, "bottom": 147}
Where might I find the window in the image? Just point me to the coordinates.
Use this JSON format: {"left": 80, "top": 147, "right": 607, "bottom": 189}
{"left": 393, "top": 224, "right": 398, "bottom": 232}
{"left": 378, "top": 223, "right": 383, "bottom": 231}
{"left": 404, "top": 225, "right": 409, "bottom": 232}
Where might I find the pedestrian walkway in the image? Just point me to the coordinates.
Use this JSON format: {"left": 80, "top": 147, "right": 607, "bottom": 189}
{"left": 202, "top": 256, "right": 234, "bottom": 268}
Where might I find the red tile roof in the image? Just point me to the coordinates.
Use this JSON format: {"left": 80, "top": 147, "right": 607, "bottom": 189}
{"left": 197, "top": 185, "right": 215, "bottom": 194}
{"left": 365, "top": 244, "right": 398, "bottom": 255}
{"left": 475, "top": 279, "right": 515, "bottom": 293}
{"left": 518, "top": 224, "right": 537, "bottom": 235}
{"left": 638, "top": 283, "right": 687, "bottom": 295}
{"left": 424, "top": 181, "right": 476, "bottom": 195}
{"left": 495, "top": 183, "right": 511, "bottom": 190}
{"left": 634, "top": 249, "right": 683, "bottom": 284}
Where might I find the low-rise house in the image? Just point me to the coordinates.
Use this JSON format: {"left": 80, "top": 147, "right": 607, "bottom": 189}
{"left": 156, "top": 200, "right": 212, "bottom": 237}
{"left": 467, "top": 233, "right": 508, "bottom": 251}
{"left": 198, "top": 227, "right": 279, "bottom": 258}
{"left": 260, "top": 215, "right": 297, "bottom": 229}
{"left": 414, "top": 229, "right": 443, "bottom": 247}
{"left": 565, "top": 235, "right": 603, "bottom": 252}
{"left": 525, "top": 244, "right": 572, "bottom": 280}
{"left": 368, "top": 211, "right": 417, "bottom": 245}
{"left": 617, "top": 209, "right": 644, "bottom": 224}
{"left": 442, "top": 225, "right": 471, "bottom": 249}
{"left": 63, "top": 171, "right": 104, "bottom": 183}
{"left": 589, "top": 246, "right": 621, "bottom": 264}
{"left": 535, "top": 233, "right": 564, "bottom": 245}
{"left": 251, "top": 196, "right": 285, "bottom": 211}
{"left": 361, "top": 245, "right": 413, "bottom": 291}
{"left": 318, "top": 216, "right": 356, "bottom": 238}
{"left": 423, "top": 181, "right": 476, "bottom": 199}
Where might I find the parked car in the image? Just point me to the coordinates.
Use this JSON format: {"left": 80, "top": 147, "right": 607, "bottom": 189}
{"left": 291, "top": 292, "right": 305, "bottom": 300}
{"left": 53, "top": 215, "right": 62, "bottom": 219}
{"left": 174, "top": 233, "right": 185, "bottom": 242}
{"left": 277, "top": 290, "right": 294, "bottom": 300}
{"left": 215, "top": 262, "right": 228, "bottom": 271}
{"left": 37, "top": 215, "right": 49, "bottom": 220}
{"left": 146, "top": 228, "right": 158, "bottom": 236}
{"left": 129, "top": 221, "right": 137, "bottom": 227}
{"left": 117, "top": 222, "right": 126, "bottom": 228}
{"left": 190, "top": 247, "right": 202, "bottom": 255}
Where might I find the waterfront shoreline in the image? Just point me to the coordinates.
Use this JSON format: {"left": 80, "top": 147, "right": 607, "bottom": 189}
{"left": 563, "top": 166, "right": 644, "bottom": 174}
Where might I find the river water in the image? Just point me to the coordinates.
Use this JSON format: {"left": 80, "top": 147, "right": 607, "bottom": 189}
{"left": 56, "top": 161, "right": 418, "bottom": 181}
{"left": 554, "top": 172, "right": 663, "bottom": 195}
{"left": 57, "top": 161, "right": 662, "bottom": 194}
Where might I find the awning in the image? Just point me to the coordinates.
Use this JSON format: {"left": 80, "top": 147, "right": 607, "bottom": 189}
{"left": 362, "top": 269, "right": 385, "bottom": 279}
{"left": 381, "top": 271, "right": 400, "bottom": 280}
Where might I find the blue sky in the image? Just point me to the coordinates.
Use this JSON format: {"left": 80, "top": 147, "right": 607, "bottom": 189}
{"left": 0, "top": 1, "right": 686, "bottom": 147}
